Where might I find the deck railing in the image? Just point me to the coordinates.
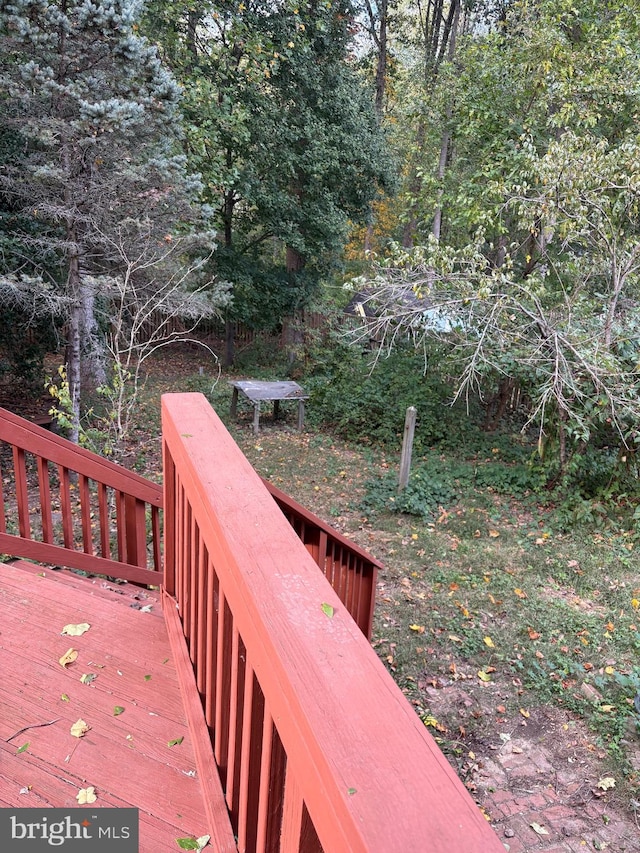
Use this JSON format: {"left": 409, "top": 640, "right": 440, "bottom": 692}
{"left": 0, "top": 407, "right": 163, "bottom": 585}
{"left": 162, "top": 393, "right": 503, "bottom": 853}
{"left": 263, "top": 479, "right": 380, "bottom": 639}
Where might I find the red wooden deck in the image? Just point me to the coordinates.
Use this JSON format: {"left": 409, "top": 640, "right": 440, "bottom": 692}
{"left": 0, "top": 399, "right": 504, "bottom": 852}
{"left": 0, "top": 560, "right": 209, "bottom": 851}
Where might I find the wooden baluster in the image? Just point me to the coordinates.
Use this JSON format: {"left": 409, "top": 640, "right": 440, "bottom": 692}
{"left": 204, "top": 564, "right": 218, "bottom": 729}
{"left": 255, "top": 708, "right": 274, "bottom": 853}
{"left": 37, "top": 456, "right": 53, "bottom": 544}
{"left": 196, "top": 541, "right": 207, "bottom": 693}
{"left": 214, "top": 592, "right": 232, "bottom": 778}
{"left": 162, "top": 445, "right": 176, "bottom": 594}
{"left": 115, "top": 490, "right": 125, "bottom": 562}
{"left": 79, "top": 474, "right": 93, "bottom": 555}
{"left": 58, "top": 464, "right": 73, "bottom": 549}
{"left": 225, "top": 625, "right": 242, "bottom": 817}
{"left": 237, "top": 664, "right": 264, "bottom": 853}
{"left": 97, "top": 482, "right": 111, "bottom": 559}
{"left": 13, "top": 447, "right": 30, "bottom": 539}
{"left": 0, "top": 460, "right": 6, "bottom": 534}
{"left": 151, "top": 504, "right": 162, "bottom": 574}
{"left": 280, "top": 767, "right": 303, "bottom": 852}
{"left": 124, "top": 493, "right": 147, "bottom": 568}
{"left": 187, "top": 511, "right": 198, "bottom": 654}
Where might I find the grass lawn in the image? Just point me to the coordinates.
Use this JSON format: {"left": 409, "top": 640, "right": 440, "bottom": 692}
{"left": 119, "top": 348, "right": 640, "bottom": 817}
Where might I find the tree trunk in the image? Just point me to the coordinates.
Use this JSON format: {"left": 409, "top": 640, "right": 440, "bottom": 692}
{"left": 79, "top": 278, "right": 107, "bottom": 396}
{"left": 374, "top": 0, "right": 388, "bottom": 117}
{"left": 66, "top": 237, "right": 82, "bottom": 445}
{"left": 284, "top": 246, "right": 305, "bottom": 369}
{"left": 224, "top": 310, "right": 235, "bottom": 368}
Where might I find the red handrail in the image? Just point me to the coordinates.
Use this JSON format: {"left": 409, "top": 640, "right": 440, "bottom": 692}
{"left": 162, "top": 393, "right": 503, "bottom": 853}
{"left": 262, "top": 478, "right": 380, "bottom": 639}
{"left": 0, "top": 408, "right": 162, "bottom": 585}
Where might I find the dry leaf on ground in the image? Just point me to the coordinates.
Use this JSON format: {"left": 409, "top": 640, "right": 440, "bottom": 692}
{"left": 76, "top": 786, "right": 97, "bottom": 804}
{"left": 59, "top": 648, "right": 78, "bottom": 668}
{"left": 61, "top": 623, "right": 90, "bottom": 637}
{"left": 70, "top": 719, "right": 90, "bottom": 738}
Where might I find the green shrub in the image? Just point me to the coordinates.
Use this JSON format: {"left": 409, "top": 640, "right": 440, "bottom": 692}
{"left": 304, "top": 339, "right": 477, "bottom": 449}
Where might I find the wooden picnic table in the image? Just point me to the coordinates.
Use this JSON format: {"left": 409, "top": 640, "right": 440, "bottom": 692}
{"left": 229, "top": 380, "right": 308, "bottom": 434}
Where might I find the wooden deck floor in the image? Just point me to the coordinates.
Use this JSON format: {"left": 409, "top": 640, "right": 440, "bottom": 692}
{"left": 0, "top": 560, "right": 211, "bottom": 852}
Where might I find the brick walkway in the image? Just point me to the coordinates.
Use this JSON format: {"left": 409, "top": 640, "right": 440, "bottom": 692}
{"left": 476, "top": 731, "right": 640, "bottom": 851}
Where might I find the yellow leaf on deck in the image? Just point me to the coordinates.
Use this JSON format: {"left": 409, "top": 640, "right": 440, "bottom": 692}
{"left": 76, "top": 786, "right": 97, "bottom": 804}
{"left": 61, "top": 623, "right": 90, "bottom": 637}
{"left": 70, "top": 719, "right": 90, "bottom": 738}
{"left": 59, "top": 648, "right": 78, "bottom": 668}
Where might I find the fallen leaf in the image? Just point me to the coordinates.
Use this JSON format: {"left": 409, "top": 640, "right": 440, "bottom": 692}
{"left": 168, "top": 736, "right": 184, "bottom": 747}
{"left": 16, "top": 742, "right": 29, "bottom": 754}
{"left": 530, "top": 822, "right": 549, "bottom": 836}
{"left": 113, "top": 706, "right": 125, "bottom": 716}
{"left": 597, "top": 776, "right": 616, "bottom": 791}
{"left": 520, "top": 708, "right": 530, "bottom": 718}
{"left": 60, "top": 694, "right": 70, "bottom": 702}
{"left": 483, "top": 636, "right": 495, "bottom": 648}
{"left": 61, "top": 623, "right": 90, "bottom": 637}
{"left": 59, "top": 648, "right": 78, "bottom": 668}
{"left": 514, "top": 588, "right": 527, "bottom": 599}
{"left": 80, "top": 673, "right": 97, "bottom": 685}
{"left": 347, "top": 787, "right": 357, "bottom": 795}
{"left": 528, "top": 628, "right": 541, "bottom": 640}
{"left": 488, "top": 529, "right": 500, "bottom": 538}
{"left": 477, "top": 670, "right": 491, "bottom": 682}
{"left": 409, "top": 624, "right": 425, "bottom": 633}
{"left": 632, "top": 599, "right": 640, "bottom": 611}
{"left": 176, "top": 835, "right": 210, "bottom": 851}
{"left": 70, "top": 719, "right": 90, "bottom": 738}
{"left": 321, "top": 602, "right": 334, "bottom": 618}
{"left": 144, "top": 674, "right": 152, "bottom": 681}
{"left": 76, "top": 786, "right": 97, "bottom": 804}
{"left": 512, "top": 746, "right": 523, "bottom": 754}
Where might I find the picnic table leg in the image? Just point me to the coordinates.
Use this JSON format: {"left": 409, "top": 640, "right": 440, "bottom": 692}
{"left": 253, "top": 402, "right": 261, "bottom": 435}
{"left": 273, "top": 399, "right": 280, "bottom": 421}
{"left": 230, "top": 387, "right": 239, "bottom": 419}
{"left": 297, "top": 401, "right": 305, "bottom": 432}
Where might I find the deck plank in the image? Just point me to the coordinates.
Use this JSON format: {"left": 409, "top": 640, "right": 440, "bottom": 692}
{"left": 0, "top": 561, "right": 215, "bottom": 852}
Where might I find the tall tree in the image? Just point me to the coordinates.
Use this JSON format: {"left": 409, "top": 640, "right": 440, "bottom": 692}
{"left": 0, "top": 0, "right": 217, "bottom": 440}
{"left": 146, "top": 0, "right": 394, "bottom": 365}
{"left": 357, "top": 0, "right": 640, "bottom": 475}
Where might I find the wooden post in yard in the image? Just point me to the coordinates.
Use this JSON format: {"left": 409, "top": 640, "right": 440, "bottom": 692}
{"left": 398, "top": 406, "right": 416, "bottom": 492}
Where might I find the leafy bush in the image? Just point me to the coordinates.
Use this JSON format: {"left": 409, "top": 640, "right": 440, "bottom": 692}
{"left": 304, "top": 339, "right": 477, "bottom": 449}
{"left": 360, "top": 452, "right": 543, "bottom": 521}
